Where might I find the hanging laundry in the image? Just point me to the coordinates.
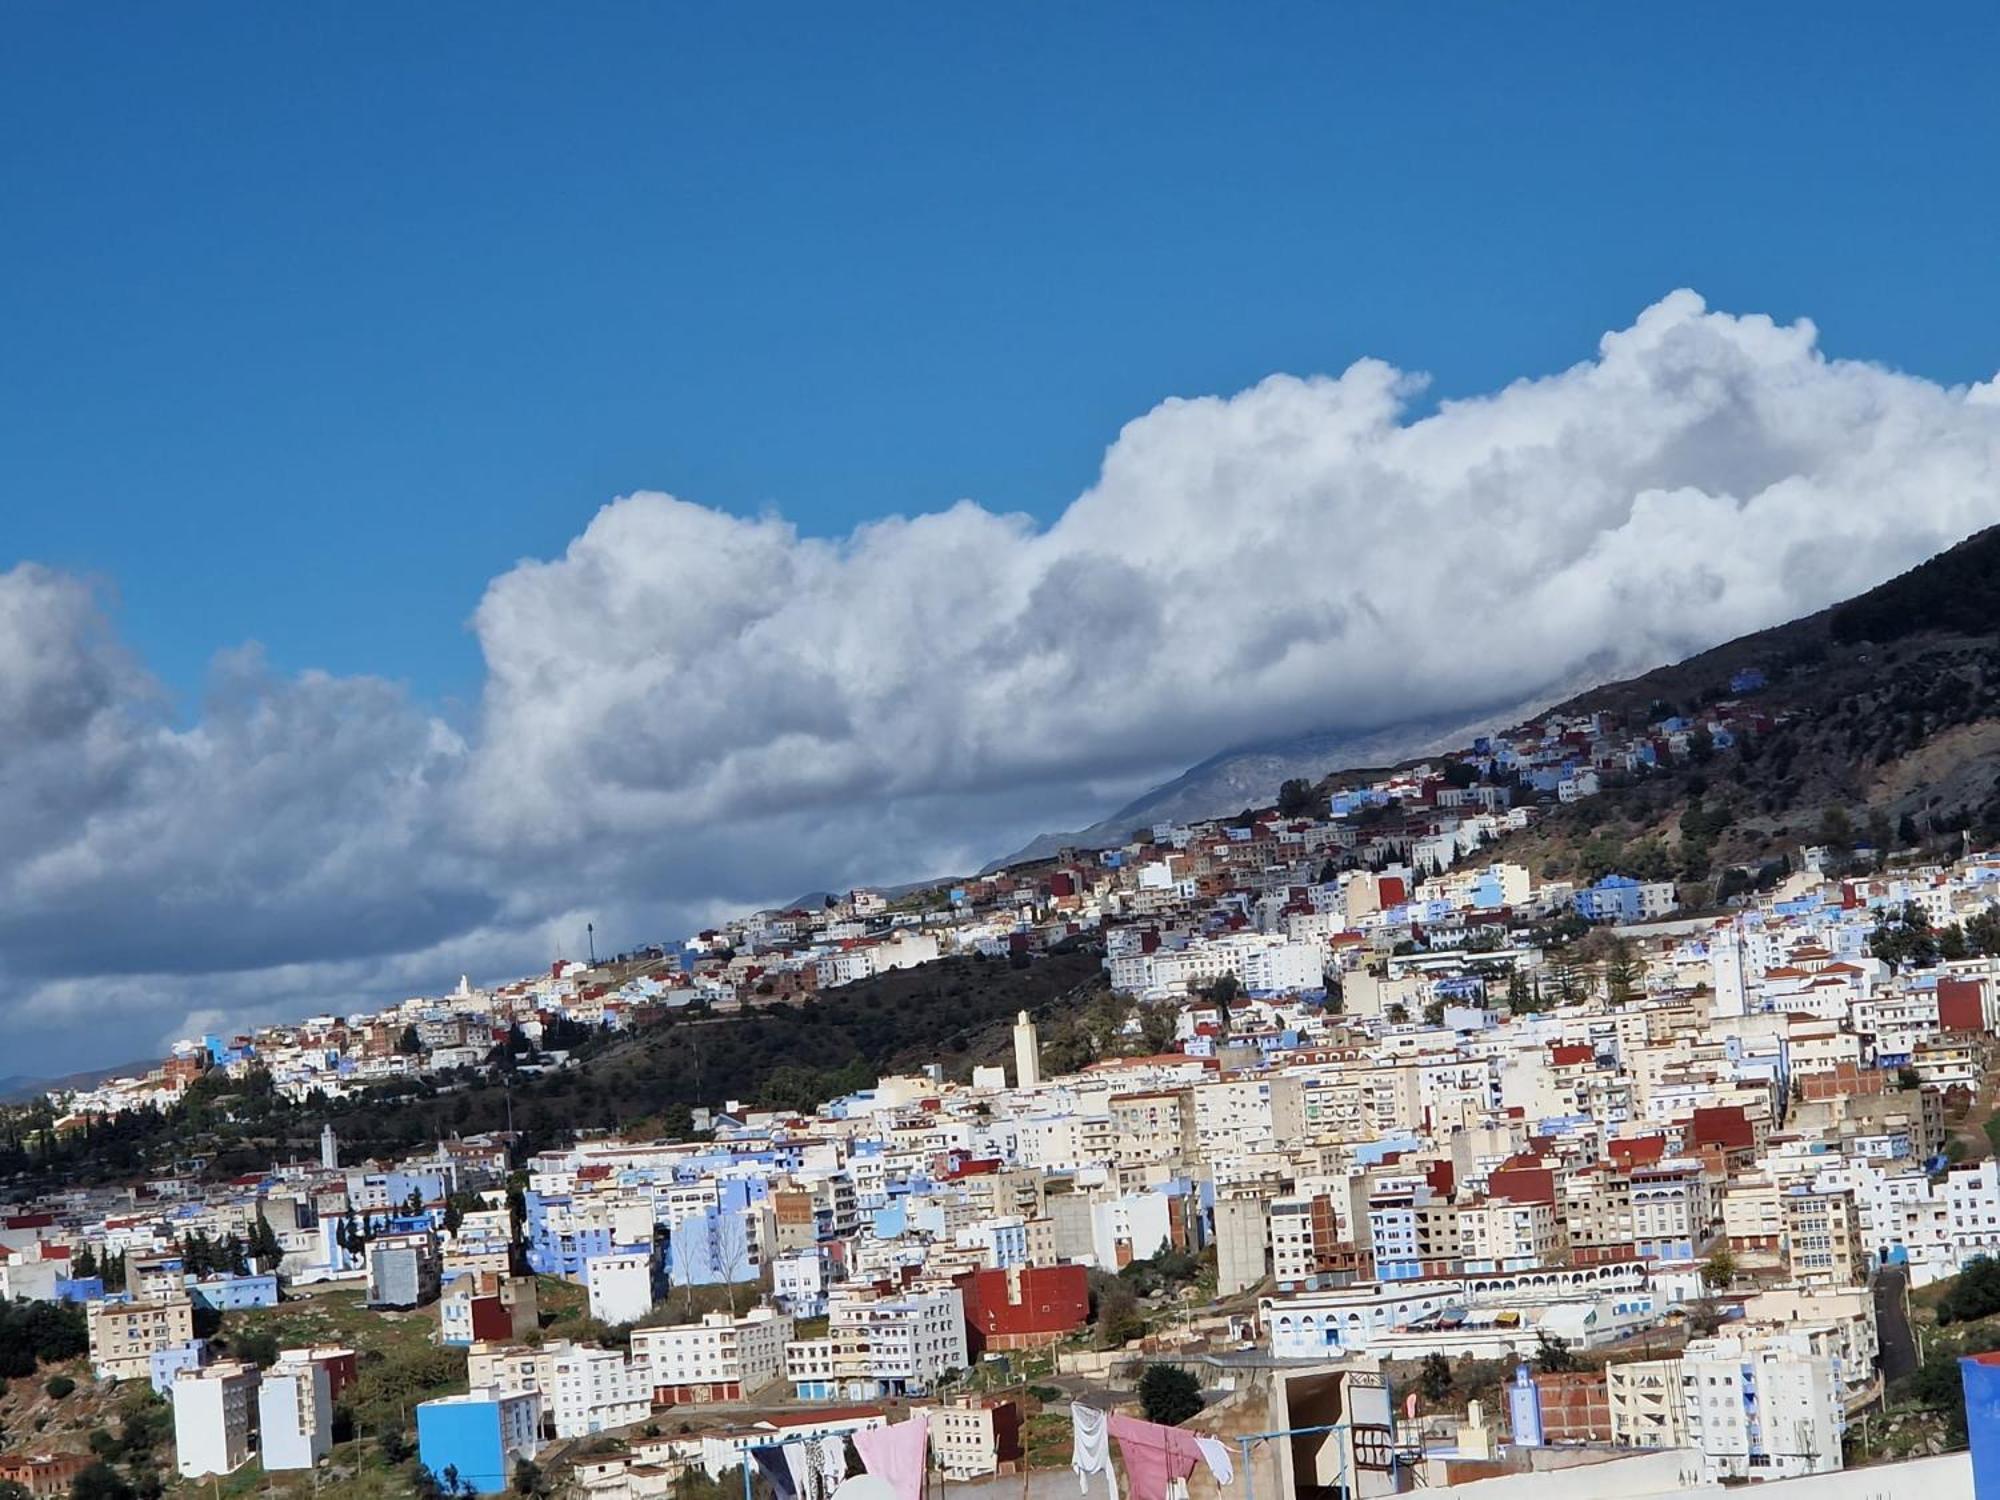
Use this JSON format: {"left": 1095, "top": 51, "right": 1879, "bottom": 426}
{"left": 754, "top": 1446, "right": 800, "bottom": 1500}
{"left": 785, "top": 1442, "right": 818, "bottom": 1500}
{"left": 815, "top": 1435, "right": 852, "bottom": 1492}
{"left": 1071, "top": 1403, "right": 1117, "bottom": 1500}
{"left": 853, "top": 1414, "right": 929, "bottom": 1500}
{"left": 1107, "top": 1413, "right": 1206, "bottom": 1500}
{"left": 1192, "top": 1436, "right": 1234, "bottom": 1487}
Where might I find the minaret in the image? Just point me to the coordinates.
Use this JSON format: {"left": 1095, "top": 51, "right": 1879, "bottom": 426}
{"left": 320, "top": 1123, "right": 339, "bottom": 1170}
{"left": 1012, "top": 1010, "right": 1041, "bottom": 1090}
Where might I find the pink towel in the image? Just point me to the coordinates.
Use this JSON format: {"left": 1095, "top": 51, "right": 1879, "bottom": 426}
{"left": 1107, "top": 1413, "right": 1205, "bottom": 1500}
{"left": 853, "top": 1415, "right": 929, "bottom": 1500}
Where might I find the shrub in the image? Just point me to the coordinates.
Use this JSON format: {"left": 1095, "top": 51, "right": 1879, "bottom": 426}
{"left": 44, "top": 1375, "right": 75, "bottom": 1399}
{"left": 1137, "top": 1364, "right": 1205, "bottom": 1426}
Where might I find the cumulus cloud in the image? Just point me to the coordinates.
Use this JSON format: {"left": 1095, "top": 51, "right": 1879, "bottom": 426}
{"left": 4, "top": 291, "right": 1999, "bottom": 1074}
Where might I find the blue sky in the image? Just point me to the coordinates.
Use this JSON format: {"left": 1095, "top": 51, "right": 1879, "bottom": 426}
{"left": 5, "top": 3, "right": 1999, "bottom": 705}
{"left": 9, "top": 5, "right": 2000, "bottom": 1074}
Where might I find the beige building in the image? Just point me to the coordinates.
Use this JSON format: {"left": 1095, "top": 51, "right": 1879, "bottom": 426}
{"left": 1721, "top": 1176, "right": 1783, "bottom": 1253}
{"left": 1606, "top": 1357, "right": 1687, "bottom": 1450}
{"left": 914, "top": 1398, "right": 1022, "bottom": 1480}
{"left": 1782, "top": 1188, "right": 1865, "bottom": 1286}
{"left": 468, "top": 1341, "right": 555, "bottom": 1401}
{"left": 1109, "top": 1089, "right": 1197, "bottom": 1168}
{"left": 88, "top": 1294, "right": 196, "bottom": 1382}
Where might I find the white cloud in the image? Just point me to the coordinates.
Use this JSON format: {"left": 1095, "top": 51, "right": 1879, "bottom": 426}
{"left": 4, "top": 290, "right": 1999, "bottom": 1072}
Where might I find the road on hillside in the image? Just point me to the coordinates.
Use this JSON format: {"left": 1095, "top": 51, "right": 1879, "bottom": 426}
{"left": 1876, "top": 1266, "right": 1918, "bottom": 1384}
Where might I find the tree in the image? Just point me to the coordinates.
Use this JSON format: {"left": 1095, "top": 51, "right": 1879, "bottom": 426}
{"left": 399, "top": 1025, "right": 423, "bottom": 1056}
{"left": 1602, "top": 936, "right": 1641, "bottom": 1006}
{"left": 71, "top": 1463, "right": 137, "bottom": 1500}
{"left": 1533, "top": 1331, "right": 1577, "bottom": 1374}
{"left": 1277, "top": 779, "right": 1318, "bottom": 818}
{"left": 1897, "top": 1066, "right": 1923, "bottom": 1092}
{"left": 1700, "top": 1249, "right": 1737, "bottom": 1292}
{"left": 1418, "top": 1351, "right": 1454, "bottom": 1405}
{"left": 1818, "top": 805, "right": 1853, "bottom": 850}
{"left": 72, "top": 1243, "right": 99, "bottom": 1280}
{"left": 1093, "top": 1279, "right": 1144, "bottom": 1349}
{"left": 247, "top": 1212, "right": 283, "bottom": 1266}
{"left": 235, "top": 1329, "right": 281, "bottom": 1368}
{"left": 513, "top": 1458, "right": 552, "bottom": 1497}
{"left": 1137, "top": 1364, "right": 1206, "bottom": 1426}
{"left": 1549, "top": 957, "right": 1583, "bottom": 1006}
{"left": 1136, "top": 1003, "right": 1181, "bottom": 1055}
{"left": 1871, "top": 901, "right": 1939, "bottom": 970}
{"left": 1937, "top": 1256, "right": 2000, "bottom": 1325}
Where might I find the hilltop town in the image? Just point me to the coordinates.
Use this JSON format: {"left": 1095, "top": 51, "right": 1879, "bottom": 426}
{"left": 10, "top": 665, "right": 2000, "bottom": 1498}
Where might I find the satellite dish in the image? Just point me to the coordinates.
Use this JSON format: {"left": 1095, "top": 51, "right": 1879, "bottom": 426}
{"left": 832, "top": 1478, "right": 896, "bottom": 1500}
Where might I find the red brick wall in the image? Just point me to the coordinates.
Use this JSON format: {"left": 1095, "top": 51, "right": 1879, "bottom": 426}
{"left": 1532, "top": 1371, "right": 1611, "bottom": 1442}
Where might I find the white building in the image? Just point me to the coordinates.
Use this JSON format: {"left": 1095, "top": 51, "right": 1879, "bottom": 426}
{"left": 258, "top": 1360, "right": 334, "bottom": 1470}
{"left": 586, "top": 1251, "right": 656, "bottom": 1327}
{"left": 789, "top": 1287, "right": 968, "bottom": 1402}
{"left": 772, "top": 1248, "right": 830, "bottom": 1316}
{"left": 1681, "top": 1334, "right": 1844, "bottom": 1483}
{"left": 173, "top": 1361, "right": 261, "bottom": 1479}
{"left": 547, "top": 1344, "right": 652, "bottom": 1439}
{"left": 631, "top": 1307, "right": 794, "bottom": 1406}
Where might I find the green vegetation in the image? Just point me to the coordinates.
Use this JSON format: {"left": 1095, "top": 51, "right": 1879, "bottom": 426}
{"left": 0, "top": 947, "right": 1107, "bottom": 1196}
{"left": 1117, "top": 1246, "right": 1213, "bottom": 1300}
{"left": 0, "top": 1297, "right": 86, "bottom": 1377}
{"left": 1936, "top": 1256, "right": 2000, "bottom": 1326}
{"left": 1419, "top": 1351, "right": 1454, "bottom": 1405}
{"left": 1700, "top": 1249, "right": 1737, "bottom": 1292}
{"left": 1831, "top": 527, "right": 2000, "bottom": 645}
{"left": 1534, "top": 1331, "right": 1577, "bottom": 1373}
{"left": 1137, "top": 1364, "right": 1206, "bottom": 1426}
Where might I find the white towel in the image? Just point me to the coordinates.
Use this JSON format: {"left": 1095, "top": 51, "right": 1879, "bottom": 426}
{"left": 1071, "top": 1403, "right": 1118, "bottom": 1500}
{"left": 816, "top": 1436, "right": 850, "bottom": 1491}
{"left": 1193, "top": 1436, "right": 1234, "bottom": 1487}
{"left": 785, "top": 1443, "right": 818, "bottom": 1500}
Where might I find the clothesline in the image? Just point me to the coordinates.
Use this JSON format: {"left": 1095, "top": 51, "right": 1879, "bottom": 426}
{"left": 741, "top": 1412, "right": 933, "bottom": 1500}
{"left": 1073, "top": 1404, "right": 1235, "bottom": 1500}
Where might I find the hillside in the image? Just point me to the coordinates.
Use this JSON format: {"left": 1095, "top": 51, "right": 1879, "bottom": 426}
{"left": 2, "top": 947, "right": 1113, "bottom": 1194}
{"left": 988, "top": 701, "right": 1545, "bottom": 868}
{"left": 1472, "top": 523, "right": 2000, "bottom": 886}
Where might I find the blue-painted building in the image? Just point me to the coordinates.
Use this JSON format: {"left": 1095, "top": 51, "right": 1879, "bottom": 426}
{"left": 149, "top": 1339, "right": 209, "bottom": 1394}
{"left": 667, "top": 1193, "right": 766, "bottom": 1288}
{"left": 417, "top": 1391, "right": 544, "bottom": 1496}
{"left": 1572, "top": 873, "right": 1673, "bottom": 924}
{"left": 189, "top": 1273, "right": 280, "bottom": 1311}
{"left": 522, "top": 1192, "right": 627, "bottom": 1280}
